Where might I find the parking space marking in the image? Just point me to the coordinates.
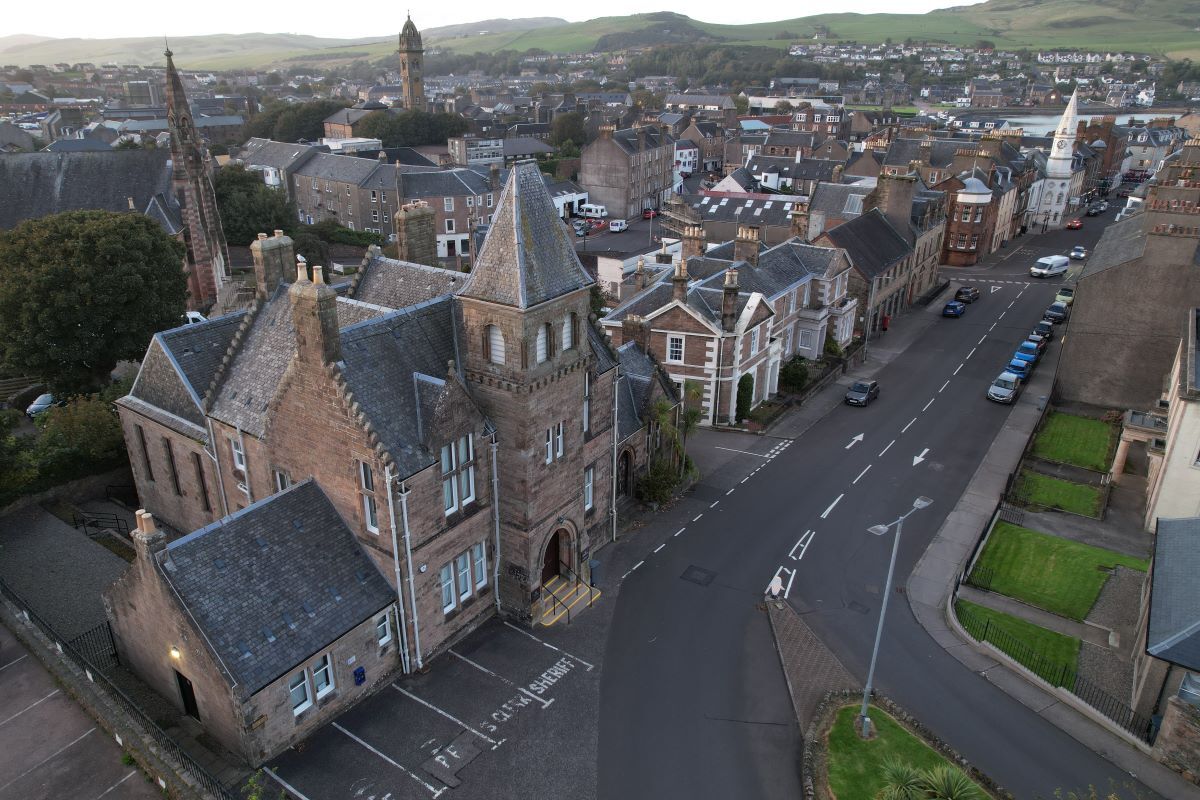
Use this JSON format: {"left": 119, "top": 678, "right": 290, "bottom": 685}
{"left": 653, "top": 543, "right": 666, "bottom": 553}
{"left": 502, "top": 621, "right": 596, "bottom": 670}
{"left": 713, "top": 446, "right": 771, "bottom": 458}
{"left": 789, "top": 530, "right": 816, "bottom": 560}
{"left": 998, "top": 311, "right": 1006, "bottom": 320}
{"left": 710, "top": 500, "right": 720, "bottom": 508}
{"left": 392, "top": 686, "right": 503, "bottom": 747}
{"left": 990, "top": 322, "right": 997, "bottom": 331}
{"left": 447, "top": 649, "right": 551, "bottom": 710}
{"left": 692, "top": 513, "right": 704, "bottom": 522}
{"left": 0, "top": 688, "right": 59, "bottom": 727}
{"left": 0, "top": 727, "right": 95, "bottom": 794}
{"left": 93, "top": 771, "right": 138, "bottom": 800}
{"left": 726, "top": 487, "right": 735, "bottom": 495}
{"left": 264, "top": 768, "right": 314, "bottom": 800}
{"left": 0, "top": 654, "right": 26, "bottom": 672}
{"left": 333, "top": 722, "right": 446, "bottom": 797}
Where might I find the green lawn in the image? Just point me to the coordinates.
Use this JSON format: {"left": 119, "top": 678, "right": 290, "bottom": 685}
{"left": 971, "top": 521, "right": 1148, "bottom": 620}
{"left": 1031, "top": 412, "right": 1115, "bottom": 471}
{"left": 955, "top": 600, "right": 1079, "bottom": 687}
{"left": 1013, "top": 470, "right": 1103, "bottom": 517}
{"left": 826, "top": 705, "right": 981, "bottom": 799}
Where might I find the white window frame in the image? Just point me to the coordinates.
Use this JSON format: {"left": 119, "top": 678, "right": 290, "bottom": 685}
{"left": 799, "top": 329, "right": 815, "bottom": 350}
{"left": 466, "top": 196, "right": 474, "bottom": 207}
{"left": 487, "top": 193, "right": 494, "bottom": 208}
{"left": 555, "top": 422, "right": 564, "bottom": 459}
{"left": 584, "top": 466, "right": 594, "bottom": 511}
{"left": 561, "top": 316, "right": 574, "bottom": 351}
{"left": 473, "top": 543, "right": 487, "bottom": 589}
{"left": 544, "top": 428, "right": 553, "bottom": 464}
{"left": 359, "top": 461, "right": 379, "bottom": 533}
{"left": 311, "top": 654, "right": 334, "bottom": 699}
{"left": 486, "top": 325, "right": 505, "bottom": 366}
{"left": 440, "top": 564, "right": 455, "bottom": 613}
{"left": 536, "top": 325, "right": 549, "bottom": 363}
{"left": 750, "top": 327, "right": 760, "bottom": 355}
{"left": 667, "top": 335, "right": 684, "bottom": 363}
{"left": 375, "top": 610, "right": 392, "bottom": 646}
{"left": 441, "top": 434, "right": 475, "bottom": 515}
{"left": 445, "top": 218, "right": 455, "bottom": 234}
{"left": 288, "top": 670, "right": 312, "bottom": 716}
{"left": 444, "top": 197, "right": 454, "bottom": 212}
{"left": 273, "top": 469, "right": 290, "bottom": 493}
{"left": 230, "top": 437, "right": 246, "bottom": 471}
{"left": 456, "top": 552, "right": 472, "bottom": 600}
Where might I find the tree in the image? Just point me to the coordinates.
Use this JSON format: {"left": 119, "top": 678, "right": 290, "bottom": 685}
{"left": 775, "top": 99, "right": 794, "bottom": 114}
{"left": 733, "top": 95, "right": 749, "bottom": 114}
{"left": 213, "top": 164, "right": 296, "bottom": 247}
{"left": 0, "top": 211, "right": 187, "bottom": 394}
{"left": 779, "top": 356, "right": 809, "bottom": 393}
{"left": 736, "top": 374, "right": 753, "bottom": 423}
{"left": 355, "top": 110, "right": 469, "bottom": 148}
{"left": 551, "top": 112, "right": 586, "bottom": 147}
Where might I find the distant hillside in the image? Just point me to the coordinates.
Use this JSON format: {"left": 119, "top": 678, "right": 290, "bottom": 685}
{"left": 1, "top": 1, "right": 1196, "bottom": 70}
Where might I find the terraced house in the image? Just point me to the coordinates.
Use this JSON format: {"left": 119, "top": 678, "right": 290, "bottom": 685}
{"left": 106, "top": 162, "right": 677, "bottom": 765}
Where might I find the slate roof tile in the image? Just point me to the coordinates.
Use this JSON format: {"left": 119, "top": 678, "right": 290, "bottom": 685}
{"left": 1148, "top": 517, "right": 1200, "bottom": 671}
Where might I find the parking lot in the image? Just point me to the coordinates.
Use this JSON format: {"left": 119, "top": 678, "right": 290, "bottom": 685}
{"left": 266, "top": 618, "right": 600, "bottom": 800}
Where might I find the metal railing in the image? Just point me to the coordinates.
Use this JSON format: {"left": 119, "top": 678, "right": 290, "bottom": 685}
{"left": 560, "top": 559, "right": 597, "bottom": 610}
{"left": 73, "top": 510, "right": 130, "bottom": 539}
{"left": 541, "top": 579, "right": 570, "bottom": 625}
{"left": 0, "top": 577, "right": 239, "bottom": 800}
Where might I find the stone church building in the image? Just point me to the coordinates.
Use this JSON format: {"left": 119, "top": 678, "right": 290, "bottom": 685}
{"left": 105, "top": 161, "right": 678, "bottom": 764}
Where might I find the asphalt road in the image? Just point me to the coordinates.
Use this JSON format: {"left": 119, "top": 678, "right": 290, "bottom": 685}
{"left": 598, "top": 216, "right": 1154, "bottom": 799}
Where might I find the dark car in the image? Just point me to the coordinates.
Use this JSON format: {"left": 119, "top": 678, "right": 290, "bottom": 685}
{"left": 1043, "top": 301, "right": 1070, "bottom": 323}
{"left": 1033, "top": 320, "right": 1055, "bottom": 341}
{"left": 1024, "top": 334, "right": 1049, "bottom": 355}
{"left": 844, "top": 380, "right": 879, "bottom": 406}
{"left": 1066, "top": 218, "right": 1083, "bottom": 230}
{"left": 955, "top": 286, "right": 981, "bottom": 303}
{"left": 942, "top": 300, "right": 966, "bottom": 317}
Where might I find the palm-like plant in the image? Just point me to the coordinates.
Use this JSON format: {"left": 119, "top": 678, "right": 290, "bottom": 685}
{"left": 920, "top": 765, "right": 985, "bottom": 800}
{"left": 877, "top": 761, "right": 985, "bottom": 800}
{"left": 878, "top": 758, "right": 924, "bottom": 800}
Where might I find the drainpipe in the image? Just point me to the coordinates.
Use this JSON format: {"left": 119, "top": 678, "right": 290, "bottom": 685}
{"left": 204, "top": 418, "right": 230, "bottom": 518}
{"left": 398, "top": 482, "right": 423, "bottom": 670}
{"left": 489, "top": 435, "right": 501, "bottom": 612}
{"left": 611, "top": 369, "right": 620, "bottom": 543}
{"left": 384, "top": 465, "right": 412, "bottom": 675}
{"left": 864, "top": 275, "right": 878, "bottom": 363}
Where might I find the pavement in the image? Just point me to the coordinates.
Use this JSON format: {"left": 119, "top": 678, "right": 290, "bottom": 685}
{"left": 766, "top": 601, "right": 858, "bottom": 729}
{"left": 956, "top": 584, "right": 1112, "bottom": 647}
{"left": 0, "top": 621, "right": 161, "bottom": 800}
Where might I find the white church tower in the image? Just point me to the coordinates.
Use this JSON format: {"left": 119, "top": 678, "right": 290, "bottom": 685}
{"left": 1029, "top": 89, "right": 1080, "bottom": 231}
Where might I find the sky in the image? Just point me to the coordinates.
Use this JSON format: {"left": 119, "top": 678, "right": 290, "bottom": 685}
{"left": 7, "top": 1, "right": 984, "bottom": 41}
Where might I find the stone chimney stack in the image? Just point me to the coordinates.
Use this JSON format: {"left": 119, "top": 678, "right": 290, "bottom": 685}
{"left": 489, "top": 163, "right": 501, "bottom": 192}
{"left": 721, "top": 268, "right": 739, "bottom": 332}
{"left": 734, "top": 225, "right": 760, "bottom": 266}
{"left": 251, "top": 229, "right": 296, "bottom": 298}
{"left": 289, "top": 259, "right": 341, "bottom": 366}
{"left": 872, "top": 171, "right": 917, "bottom": 241}
{"left": 396, "top": 200, "right": 437, "bottom": 267}
{"left": 832, "top": 164, "right": 844, "bottom": 183}
{"left": 635, "top": 256, "right": 647, "bottom": 291}
{"left": 790, "top": 198, "right": 811, "bottom": 241}
{"left": 132, "top": 509, "right": 165, "bottom": 559}
{"left": 654, "top": 241, "right": 673, "bottom": 265}
{"left": 681, "top": 224, "right": 706, "bottom": 259}
{"left": 621, "top": 314, "right": 650, "bottom": 351}
{"left": 672, "top": 257, "right": 688, "bottom": 302}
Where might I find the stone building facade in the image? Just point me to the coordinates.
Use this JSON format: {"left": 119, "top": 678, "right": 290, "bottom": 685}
{"left": 579, "top": 126, "right": 675, "bottom": 220}
{"left": 398, "top": 15, "right": 426, "bottom": 112}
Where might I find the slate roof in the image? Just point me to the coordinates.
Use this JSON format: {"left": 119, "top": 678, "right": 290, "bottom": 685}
{"left": 237, "top": 138, "right": 325, "bottom": 171}
{"left": 809, "top": 182, "right": 872, "bottom": 219}
{"left": 685, "top": 194, "right": 798, "bottom": 227}
{"left": 616, "top": 342, "right": 674, "bottom": 441}
{"left": 1079, "top": 213, "right": 1148, "bottom": 280}
{"left": 460, "top": 161, "right": 593, "bottom": 309}
{"left": 324, "top": 107, "right": 377, "bottom": 128}
{"left": 820, "top": 208, "right": 912, "bottom": 279}
{"left": 1147, "top": 517, "right": 1200, "bottom": 671}
{"left": 350, "top": 254, "right": 466, "bottom": 309}
{"left": 145, "top": 314, "right": 246, "bottom": 425}
{"left": 503, "top": 138, "right": 553, "bottom": 158}
{"left": 746, "top": 155, "right": 840, "bottom": 183}
{"left": 610, "top": 127, "right": 674, "bottom": 156}
{"left": 44, "top": 138, "right": 112, "bottom": 152}
{"left": 399, "top": 168, "right": 491, "bottom": 200}
{"left": 587, "top": 322, "right": 618, "bottom": 375}
{"left": 884, "top": 137, "right": 963, "bottom": 169}
{"left": 763, "top": 130, "right": 816, "bottom": 150}
{"left": 293, "top": 152, "right": 384, "bottom": 185}
{"left": 158, "top": 480, "right": 394, "bottom": 695}
{"left": 0, "top": 150, "right": 177, "bottom": 231}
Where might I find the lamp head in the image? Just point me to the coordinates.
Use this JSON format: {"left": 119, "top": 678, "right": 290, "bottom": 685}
{"left": 867, "top": 524, "right": 890, "bottom": 537}
{"left": 913, "top": 496, "right": 933, "bottom": 510}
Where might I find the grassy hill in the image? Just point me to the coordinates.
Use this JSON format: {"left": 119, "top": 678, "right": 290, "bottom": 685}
{"left": 2, "top": 1, "right": 1197, "bottom": 69}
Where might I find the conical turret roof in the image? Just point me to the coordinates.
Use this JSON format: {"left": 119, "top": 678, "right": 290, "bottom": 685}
{"left": 460, "top": 161, "right": 593, "bottom": 309}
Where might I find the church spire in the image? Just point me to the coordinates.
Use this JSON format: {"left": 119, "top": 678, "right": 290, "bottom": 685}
{"left": 1046, "top": 88, "right": 1079, "bottom": 180}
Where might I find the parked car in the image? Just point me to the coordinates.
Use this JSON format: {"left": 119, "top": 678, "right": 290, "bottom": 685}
{"left": 1034, "top": 320, "right": 1055, "bottom": 341}
{"left": 1006, "top": 358, "right": 1032, "bottom": 380}
{"left": 1043, "top": 301, "right": 1070, "bottom": 323}
{"left": 1055, "top": 286, "right": 1075, "bottom": 306}
{"left": 1065, "top": 218, "right": 1083, "bottom": 230}
{"left": 1013, "top": 341, "right": 1041, "bottom": 366}
{"left": 942, "top": 300, "right": 966, "bottom": 317}
{"left": 1097, "top": 201, "right": 1109, "bottom": 212}
{"left": 642, "top": 209, "right": 659, "bottom": 219}
{"left": 1030, "top": 255, "right": 1070, "bottom": 277}
{"left": 1086, "top": 204, "right": 1103, "bottom": 216}
{"left": 987, "top": 371, "right": 1023, "bottom": 404}
{"left": 1025, "top": 334, "right": 1049, "bottom": 355}
{"left": 608, "top": 219, "right": 628, "bottom": 232}
{"left": 844, "top": 380, "right": 880, "bottom": 406}
{"left": 954, "top": 286, "right": 981, "bottom": 303}
{"left": 574, "top": 227, "right": 587, "bottom": 237}
{"left": 182, "top": 310, "right": 207, "bottom": 325}
{"left": 1069, "top": 245, "right": 1087, "bottom": 260}
{"left": 590, "top": 220, "right": 607, "bottom": 231}
{"left": 26, "top": 393, "right": 60, "bottom": 417}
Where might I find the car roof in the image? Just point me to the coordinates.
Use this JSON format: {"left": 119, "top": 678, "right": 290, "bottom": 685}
{"left": 997, "top": 371, "right": 1019, "bottom": 380}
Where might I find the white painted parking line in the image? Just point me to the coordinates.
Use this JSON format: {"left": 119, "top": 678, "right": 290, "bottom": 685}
{"left": 93, "top": 771, "right": 137, "bottom": 799}
{"left": 392, "top": 686, "right": 503, "bottom": 747}
{"left": 674, "top": 527, "right": 686, "bottom": 537}
{"left": 0, "top": 654, "right": 27, "bottom": 672}
{"left": 923, "top": 397, "right": 935, "bottom": 411}
{"left": 939, "top": 380, "right": 950, "bottom": 393}
{"left": 0, "top": 689, "right": 59, "bottom": 727}
{"left": 0, "top": 727, "right": 95, "bottom": 794}
{"left": 741, "top": 476, "right": 750, "bottom": 484}
{"left": 714, "top": 446, "right": 771, "bottom": 458}
{"left": 879, "top": 439, "right": 895, "bottom": 456}
{"left": 954, "top": 363, "right": 963, "bottom": 375}
{"left": 853, "top": 465, "right": 872, "bottom": 484}
{"left": 502, "top": 622, "right": 596, "bottom": 670}
{"left": 902, "top": 417, "right": 917, "bottom": 433}
{"left": 334, "top": 722, "right": 446, "bottom": 797}
{"left": 966, "top": 347, "right": 976, "bottom": 360}
{"left": 692, "top": 513, "right": 703, "bottom": 522}
{"left": 264, "top": 768, "right": 315, "bottom": 800}
{"left": 789, "top": 530, "right": 816, "bottom": 560}
{"left": 653, "top": 543, "right": 665, "bottom": 553}
{"left": 821, "top": 494, "right": 843, "bottom": 519}
{"left": 766, "top": 566, "right": 797, "bottom": 599}
{"left": 448, "top": 650, "right": 552, "bottom": 710}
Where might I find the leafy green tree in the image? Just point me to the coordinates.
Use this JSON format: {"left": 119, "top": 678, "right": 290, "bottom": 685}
{"left": 273, "top": 99, "right": 348, "bottom": 142}
{"left": 213, "top": 165, "right": 296, "bottom": 247}
{"left": 33, "top": 390, "right": 126, "bottom": 484}
{"left": 736, "top": 374, "right": 753, "bottom": 423}
{"left": 551, "top": 112, "right": 586, "bottom": 147}
{"left": 0, "top": 211, "right": 186, "bottom": 394}
{"left": 733, "top": 95, "right": 749, "bottom": 114}
{"left": 779, "top": 356, "right": 809, "bottom": 393}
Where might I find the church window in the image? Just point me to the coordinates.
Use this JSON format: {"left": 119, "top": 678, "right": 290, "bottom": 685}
{"left": 561, "top": 314, "right": 577, "bottom": 351}
{"left": 485, "top": 325, "right": 505, "bottom": 365}
{"left": 1057, "top": 193, "right": 1064, "bottom": 204}
{"left": 136, "top": 425, "right": 154, "bottom": 482}
{"left": 583, "top": 372, "right": 591, "bottom": 434}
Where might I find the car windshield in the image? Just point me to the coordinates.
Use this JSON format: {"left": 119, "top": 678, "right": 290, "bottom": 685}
{"left": 994, "top": 378, "right": 1016, "bottom": 390}
{"left": 1059, "top": 288, "right": 1074, "bottom": 296}
{"left": 850, "top": 383, "right": 871, "bottom": 393}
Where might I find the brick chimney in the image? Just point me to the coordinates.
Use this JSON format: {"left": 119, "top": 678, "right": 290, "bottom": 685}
{"left": 635, "top": 256, "right": 647, "bottom": 291}
{"left": 721, "top": 268, "right": 739, "bottom": 332}
{"left": 681, "top": 224, "right": 706, "bottom": 259}
{"left": 489, "top": 163, "right": 501, "bottom": 192}
{"left": 734, "top": 225, "right": 760, "bottom": 266}
{"left": 672, "top": 257, "right": 688, "bottom": 302}
{"left": 132, "top": 509, "right": 165, "bottom": 560}
{"left": 289, "top": 259, "right": 341, "bottom": 366}
{"left": 872, "top": 171, "right": 917, "bottom": 242}
{"left": 251, "top": 229, "right": 296, "bottom": 298}
{"left": 396, "top": 200, "right": 437, "bottom": 267}
{"left": 621, "top": 314, "right": 650, "bottom": 351}
{"left": 790, "top": 199, "right": 810, "bottom": 241}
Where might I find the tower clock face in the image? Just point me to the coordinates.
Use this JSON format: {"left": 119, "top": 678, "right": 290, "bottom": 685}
{"left": 1056, "top": 140, "right": 1066, "bottom": 149}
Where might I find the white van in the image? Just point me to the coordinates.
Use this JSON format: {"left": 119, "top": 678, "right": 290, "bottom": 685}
{"left": 1030, "top": 255, "right": 1070, "bottom": 278}
{"left": 608, "top": 219, "right": 628, "bottom": 232}
{"left": 579, "top": 204, "right": 608, "bottom": 219}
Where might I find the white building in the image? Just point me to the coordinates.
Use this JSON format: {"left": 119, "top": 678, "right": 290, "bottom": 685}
{"left": 1025, "top": 89, "right": 1087, "bottom": 230}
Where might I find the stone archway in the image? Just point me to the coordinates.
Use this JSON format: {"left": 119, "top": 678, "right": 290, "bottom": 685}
{"left": 539, "top": 527, "right": 574, "bottom": 585}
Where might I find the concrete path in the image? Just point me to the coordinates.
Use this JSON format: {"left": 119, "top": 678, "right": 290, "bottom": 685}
{"left": 1015, "top": 504, "right": 1152, "bottom": 559}
{"left": 956, "top": 585, "right": 1111, "bottom": 647}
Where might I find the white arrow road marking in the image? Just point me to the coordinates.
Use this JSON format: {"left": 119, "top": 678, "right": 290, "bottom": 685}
{"left": 990, "top": 285, "right": 1002, "bottom": 293}
{"left": 789, "top": 529, "right": 816, "bottom": 560}
{"left": 913, "top": 448, "right": 930, "bottom": 466}
{"left": 845, "top": 433, "right": 864, "bottom": 450}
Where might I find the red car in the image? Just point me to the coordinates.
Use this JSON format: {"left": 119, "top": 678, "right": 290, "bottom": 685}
{"left": 590, "top": 220, "right": 607, "bottom": 231}
{"left": 642, "top": 209, "right": 659, "bottom": 219}
{"left": 1066, "top": 218, "right": 1083, "bottom": 230}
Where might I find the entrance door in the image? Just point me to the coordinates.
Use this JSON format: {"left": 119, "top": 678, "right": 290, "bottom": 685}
{"left": 618, "top": 451, "right": 632, "bottom": 497}
{"left": 447, "top": 239, "right": 457, "bottom": 257}
{"left": 541, "top": 531, "right": 560, "bottom": 585}
{"left": 175, "top": 670, "right": 200, "bottom": 720}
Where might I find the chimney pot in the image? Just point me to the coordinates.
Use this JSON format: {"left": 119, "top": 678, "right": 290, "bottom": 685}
{"left": 273, "top": 229, "right": 283, "bottom": 238}
{"left": 314, "top": 265, "right": 327, "bottom": 285}
{"left": 257, "top": 232, "right": 268, "bottom": 241}
{"left": 296, "top": 259, "right": 309, "bottom": 283}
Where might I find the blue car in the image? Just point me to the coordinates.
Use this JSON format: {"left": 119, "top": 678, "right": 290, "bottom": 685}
{"left": 1006, "top": 358, "right": 1031, "bottom": 379}
{"left": 942, "top": 300, "right": 966, "bottom": 317}
{"left": 1013, "top": 341, "right": 1041, "bottom": 366}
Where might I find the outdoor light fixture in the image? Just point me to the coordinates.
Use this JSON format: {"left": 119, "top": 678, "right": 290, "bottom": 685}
{"left": 913, "top": 496, "right": 933, "bottom": 510}
{"left": 169, "top": 647, "right": 181, "bottom": 660}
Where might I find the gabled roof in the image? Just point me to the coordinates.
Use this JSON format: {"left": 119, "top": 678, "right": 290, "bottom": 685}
{"left": 293, "top": 152, "right": 383, "bottom": 185}
{"left": 460, "top": 161, "right": 593, "bottom": 309}
{"left": 1079, "top": 212, "right": 1148, "bottom": 280}
{"left": 820, "top": 208, "right": 911, "bottom": 279}
{"left": 1147, "top": 517, "right": 1200, "bottom": 671}
{"left": 399, "top": 167, "right": 490, "bottom": 200}
{"left": 237, "top": 138, "right": 325, "bottom": 171}
{"left": 349, "top": 252, "right": 466, "bottom": 309}
{"left": 158, "top": 480, "right": 394, "bottom": 695}
{"left": 616, "top": 342, "right": 676, "bottom": 441}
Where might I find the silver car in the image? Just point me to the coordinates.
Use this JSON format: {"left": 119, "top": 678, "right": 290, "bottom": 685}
{"left": 987, "top": 372, "right": 1022, "bottom": 404}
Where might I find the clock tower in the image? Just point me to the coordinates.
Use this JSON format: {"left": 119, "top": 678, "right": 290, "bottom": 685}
{"left": 1030, "top": 88, "right": 1079, "bottom": 230}
{"left": 398, "top": 15, "right": 425, "bottom": 112}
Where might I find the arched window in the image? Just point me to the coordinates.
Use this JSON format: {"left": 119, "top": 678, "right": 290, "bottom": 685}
{"left": 561, "top": 313, "right": 577, "bottom": 351}
{"left": 485, "top": 325, "right": 505, "bottom": 365}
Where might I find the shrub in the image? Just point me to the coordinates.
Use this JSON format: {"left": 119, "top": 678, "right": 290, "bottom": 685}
{"left": 637, "top": 459, "right": 680, "bottom": 505}
{"left": 736, "top": 374, "right": 754, "bottom": 422}
{"left": 779, "top": 355, "right": 809, "bottom": 393}
{"left": 824, "top": 331, "right": 843, "bottom": 358}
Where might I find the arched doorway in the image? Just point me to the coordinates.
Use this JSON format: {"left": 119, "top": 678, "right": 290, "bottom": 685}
{"left": 618, "top": 450, "right": 632, "bottom": 497}
{"left": 540, "top": 528, "right": 572, "bottom": 585}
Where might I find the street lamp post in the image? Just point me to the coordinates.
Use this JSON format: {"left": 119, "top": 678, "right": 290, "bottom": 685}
{"left": 858, "top": 495, "right": 933, "bottom": 738}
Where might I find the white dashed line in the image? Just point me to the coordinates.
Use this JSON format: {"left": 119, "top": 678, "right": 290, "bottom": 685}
{"left": 631, "top": 560, "right": 644, "bottom": 571}
{"left": 954, "top": 363, "right": 963, "bottom": 375}
{"left": 902, "top": 417, "right": 917, "bottom": 433}
{"left": 998, "top": 312, "right": 1006, "bottom": 320}
{"left": 710, "top": 500, "right": 719, "bottom": 508}
{"left": 989, "top": 322, "right": 997, "bottom": 331}
{"left": 821, "top": 494, "right": 843, "bottom": 519}
{"left": 923, "top": 397, "right": 935, "bottom": 411}
{"left": 939, "top": 380, "right": 950, "bottom": 393}
{"left": 1008, "top": 301, "right": 1015, "bottom": 309}
{"left": 853, "top": 464, "right": 872, "bottom": 484}
{"left": 653, "top": 543, "right": 665, "bottom": 553}
{"left": 741, "top": 477, "right": 749, "bottom": 484}
{"left": 674, "top": 527, "right": 685, "bottom": 537}
{"left": 879, "top": 439, "right": 895, "bottom": 456}
{"left": 726, "top": 487, "right": 735, "bottom": 495}
{"left": 692, "top": 514, "right": 703, "bottom": 522}
{"left": 977, "top": 335, "right": 987, "bottom": 345}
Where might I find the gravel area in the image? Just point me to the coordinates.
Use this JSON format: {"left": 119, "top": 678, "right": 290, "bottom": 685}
{"left": 1076, "top": 566, "right": 1144, "bottom": 702}
{"left": 0, "top": 504, "right": 131, "bottom": 639}
{"left": 1086, "top": 565, "right": 1145, "bottom": 633}
{"left": 1077, "top": 641, "right": 1134, "bottom": 701}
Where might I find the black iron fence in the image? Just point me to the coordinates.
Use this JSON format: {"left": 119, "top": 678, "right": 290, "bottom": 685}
{"left": 72, "top": 510, "right": 130, "bottom": 539}
{"left": 956, "top": 602, "right": 1154, "bottom": 744}
{"left": 965, "top": 564, "right": 996, "bottom": 592}
{"left": 0, "top": 577, "right": 239, "bottom": 800}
